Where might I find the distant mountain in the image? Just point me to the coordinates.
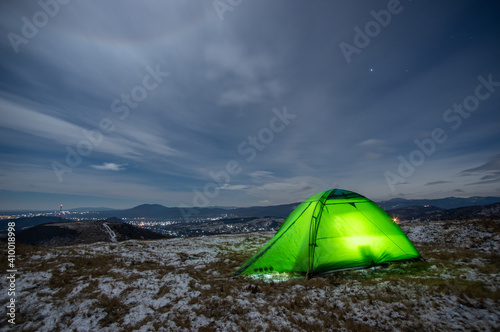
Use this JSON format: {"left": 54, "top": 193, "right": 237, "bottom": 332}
{"left": 387, "top": 202, "right": 500, "bottom": 221}
{"left": 99, "top": 204, "right": 226, "bottom": 219}
{"left": 95, "top": 203, "right": 299, "bottom": 220}
{"left": 385, "top": 206, "right": 444, "bottom": 221}
{"left": 377, "top": 196, "right": 500, "bottom": 210}
{"left": 95, "top": 196, "right": 500, "bottom": 220}
{"left": 6, "top": 196, "right": 499, "bottom": 227}
{"left": 4, "top": 195, "right": 499, "bottom": 220}
{"left": 82, "top": 196, "right": 500, "bottom": 221}
{"left": 68, "top": 207, "right": 116, "bottom": 212}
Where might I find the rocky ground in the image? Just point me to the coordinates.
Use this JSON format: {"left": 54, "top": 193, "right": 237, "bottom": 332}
{"left": 1, "top": 218, "right": 499, "bottom": 331}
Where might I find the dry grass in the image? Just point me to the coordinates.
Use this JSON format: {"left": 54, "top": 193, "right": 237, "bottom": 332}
{"left": 97, "top": 295, "right": 130, "bottom": 327}
{"left": 2, "top": 220, "right": 500, "bottom": 331}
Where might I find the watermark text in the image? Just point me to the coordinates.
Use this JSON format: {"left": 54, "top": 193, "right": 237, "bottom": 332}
{"left": 384, "top": 73, "right": 499, "bottom": 192}
{"left": 6, "top": 221, "right": 17, "bottom": 325}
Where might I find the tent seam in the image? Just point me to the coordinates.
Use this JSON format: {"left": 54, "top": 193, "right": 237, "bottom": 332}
{"left": 234, "top": 202, "right": 313, "bottom": 275}
{"left": 307, "top": 190, "right": 331, "bottom": 276}
{"left": 355, "top": 206, "right": 414, "bottom": 258}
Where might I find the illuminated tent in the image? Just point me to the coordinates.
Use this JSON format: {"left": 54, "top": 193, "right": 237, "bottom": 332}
{"left": 234, "top": 189, "right": 421, "bottom": 276}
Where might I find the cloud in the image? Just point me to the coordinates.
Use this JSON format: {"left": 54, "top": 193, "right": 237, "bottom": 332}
{"left": 357, "top": 138, "right": 386, "bottom": 147}
{"left": 464, "top": 173, "right": 500, "bottom": 186}
{"left": 256, "top": 182, "right": 312, "bottom": 192}
{"left": 0, "top": 97, "right": 87, "bottom": 146}
{"left": 204, "top": 43, "right": 285, "bottom": 107}
{"left": 461, "top": 154, "right": 500, "bottom": 174}
{"left": 0, "top": 96, "right": 178, "bottom": 161}
{"left": 363, "top": 152, "right": 382, "bottom": 160}
{"left": 357, "top": 139, "right": 393, "bottom": 160}
{"left": 0, "top": 161, "right": 195, "bottom": 207}
{"left": 217, "top": 81, "right": 283, "bottom": 106}
{"left": 460, "top": 155, "right": 500, "bottom": 186}
{"left": 249, "top": 171, "right": 274, "bottom": 178}
{"left": 1, "top": 1, "right": 500, "bottom": 208}
{"left": 425, "top": 181, "right": 451, "bottom": 186}
{"left": 204, "top": 43, "right": 274, "bottom": 81}
{"left": 91, "top": 163, "right": 127, "bottom": 171}
{"left": 479, "top": 172, "right": 500, "bottom": 181}
{"left": 215, "top": 176, "right": 323, "bottom": 205}
{"left": 218, "top": 184, "right": 251, "bottom": 191}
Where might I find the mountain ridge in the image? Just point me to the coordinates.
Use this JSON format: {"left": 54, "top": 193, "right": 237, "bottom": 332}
{"left": 2, "top": 196, "right": 499, "bottom": 222}
{"left": 377, "top": 196, "right": 500, "bottom": 210}
{"left": 95, "top": 196, "right": 500, "bottom": 219}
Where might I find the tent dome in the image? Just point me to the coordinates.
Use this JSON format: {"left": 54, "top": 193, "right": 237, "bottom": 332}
{"left": 235, "top": 189, "right": 421, "bottom": 276}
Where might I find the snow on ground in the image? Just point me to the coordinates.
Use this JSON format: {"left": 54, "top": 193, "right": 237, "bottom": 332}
{"left": 1, "top": 219, "right": 499, "bottom": 331}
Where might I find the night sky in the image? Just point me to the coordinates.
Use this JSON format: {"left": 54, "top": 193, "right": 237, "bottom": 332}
{"left": 1, "top": 0, "right": 499, "bottom": 210}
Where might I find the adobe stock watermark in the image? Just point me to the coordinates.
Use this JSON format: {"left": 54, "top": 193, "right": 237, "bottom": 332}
{"left": 6, "top": 221, "right": 17, "bottom": 325}
{"left": 340, "top": 0, "right": 411, "bottom": 64}
{"left": 52, "top": 64, "right": 169, "bottom": 182}
{"left": 213, "top": 0, "right": 244, "bottom": 22}
{"left": 7, "top": 0, "right": 71, "bottom": 54}
{"left": 190, "top": 106, "right": 296, "bottom": 208}
{"left": 384, "top": 73, "right": 500, "bottom": 193}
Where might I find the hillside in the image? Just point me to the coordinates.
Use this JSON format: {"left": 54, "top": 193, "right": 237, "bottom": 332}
{"left": 388, "top": 202, "right": 500, "bottom": 221}
{"left": 378, "top": 196, "right": 500, "bottom": 210}
{"left": 1, "top": 218, "right": 499, "bottom": 331}
{"left": 0, "top": 216, "right": 70, "bottom": 232}
{"left": 95, "top": 203, "right": 298, "bottom": 220}
{"left": 13, "top": 221, "right": 168, "bottom": 246}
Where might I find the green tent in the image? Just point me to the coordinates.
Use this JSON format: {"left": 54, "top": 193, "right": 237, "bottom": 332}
{"left": 235, "top": 189, "right": 421, "bottom": 276}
